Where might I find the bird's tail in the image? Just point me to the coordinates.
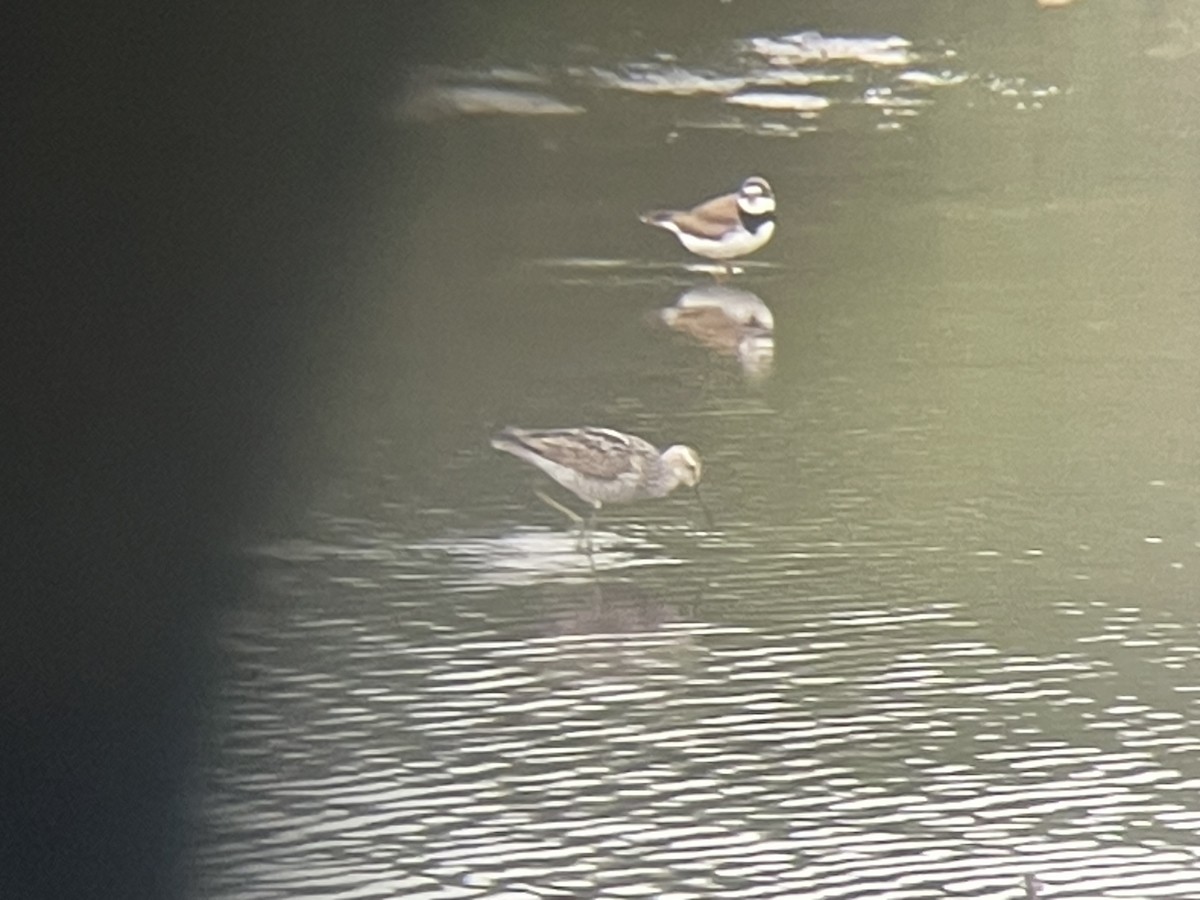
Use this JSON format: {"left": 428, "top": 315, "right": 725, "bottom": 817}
{"left": 638, "top": 210, "right": 675, "bottom": 228}
{"left": 490, "top": 426, "right": 525, "bottom": 454}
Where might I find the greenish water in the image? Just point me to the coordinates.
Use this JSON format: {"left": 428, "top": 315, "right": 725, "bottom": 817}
{"left": 194, "top": 4, "right": 1200, "bottom": 898}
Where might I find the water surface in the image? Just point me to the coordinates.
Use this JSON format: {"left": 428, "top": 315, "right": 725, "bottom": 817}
{"left": 192, "top": 3, "right": 1200, "bottom": 898}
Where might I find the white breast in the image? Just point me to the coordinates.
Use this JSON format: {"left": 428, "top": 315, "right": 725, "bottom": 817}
{"left": 678, "top": 220, "right": 775, "bottom": 260}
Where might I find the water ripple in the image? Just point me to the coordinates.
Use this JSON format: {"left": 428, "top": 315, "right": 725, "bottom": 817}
{"left": 394, "top": 28, "right": 1064, "bottom": 135}
{"left": 195, "top": 565, "right": 1200, "bottom": 899}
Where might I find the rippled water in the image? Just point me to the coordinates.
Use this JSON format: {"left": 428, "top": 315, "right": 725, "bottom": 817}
{"left": 191, "top": 3, "right": 1200, "bottom": 898}
{"left": 397, "top": 23, "right": 1061, "bottom": 137}
{"left": 198, "top": 522, "right": 1200, "bottom": 899}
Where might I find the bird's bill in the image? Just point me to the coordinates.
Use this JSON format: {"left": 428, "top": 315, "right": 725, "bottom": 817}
{"left": 694, "top": 485, "right": 716, "bottom": 533}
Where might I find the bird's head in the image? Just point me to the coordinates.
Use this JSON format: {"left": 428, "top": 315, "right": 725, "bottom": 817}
{"left": 737, "top": 176, "right": 775, "bottom": 216}
{"left": 662, "top": 444, "right": 703, "bottom": 488}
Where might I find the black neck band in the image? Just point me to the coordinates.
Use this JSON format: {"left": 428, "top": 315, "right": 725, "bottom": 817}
{"left": 740, "top": 209, "right": 775, "bottom": 234}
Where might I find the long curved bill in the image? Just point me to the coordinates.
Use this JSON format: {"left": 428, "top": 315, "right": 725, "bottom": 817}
{"left": 694, "top": 485, "right": 715, "bottom": 532}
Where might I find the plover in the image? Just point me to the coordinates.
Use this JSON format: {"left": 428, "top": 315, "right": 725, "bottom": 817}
{"left": 640, "top": 176, "right": 776, "bottom": 275}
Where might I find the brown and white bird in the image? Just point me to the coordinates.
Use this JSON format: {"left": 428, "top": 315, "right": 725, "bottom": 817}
{"left": 491, "top": 426, "right": 704, "bottom": 546}
{"left": 640, "top": 176, "right": 776, "bottom": 275}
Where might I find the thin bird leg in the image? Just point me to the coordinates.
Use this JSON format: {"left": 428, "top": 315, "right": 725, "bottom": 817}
{"left": 566, "top": 504, "right": 601, "bottom": 555}
{"left": 583, "top": 505, "right": 602, "bottom": 553}
{"left": 535, "top": 489, "right": 583, "bottom": 529}
{"left": 535, "top": 489, "right": 594, "bottom": 551}
{"left": 713, "top": 264, "right": 730, "bottom": 284}
{"left": 694, "top": 485, "right": 715, "bottom": 532}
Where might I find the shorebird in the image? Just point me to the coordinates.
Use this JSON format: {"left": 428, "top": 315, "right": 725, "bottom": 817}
{"left": 491, "top": 426, "right": 705, "bottom": 547}
{"left": 639, "top": 176, "right": 776, "bottom": 277}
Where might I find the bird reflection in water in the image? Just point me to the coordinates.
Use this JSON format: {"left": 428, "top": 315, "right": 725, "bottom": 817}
{"left": 526, "top": 580, "right": 707, "bottom": 678}
{"left": 658, "top": 283, "right": 775, "bottom": 380}
{"left": 542, "top": 581, "right": 684, "bottom": 637}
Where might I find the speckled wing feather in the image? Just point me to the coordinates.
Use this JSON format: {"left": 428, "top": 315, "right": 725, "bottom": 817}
{"left": 503, "top": 427, "right": 652, "bottom": 480}
{"left": 670, "top": 192, "right": 742, "bottom": 238}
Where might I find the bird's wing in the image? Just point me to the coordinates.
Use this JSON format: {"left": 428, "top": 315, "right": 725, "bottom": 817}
{"left": 671, "top": 192, "right": 742, "bottom": 238}
{"left": 518, "top": 427, "right": 650, "bottom": 480}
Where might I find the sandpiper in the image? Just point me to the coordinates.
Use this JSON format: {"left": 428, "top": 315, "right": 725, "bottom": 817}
{"left": 491, "top": 426, "right": 704, "bottom": 546}
{"left": 639, "top": 176, "right": 776, "bottom": 276}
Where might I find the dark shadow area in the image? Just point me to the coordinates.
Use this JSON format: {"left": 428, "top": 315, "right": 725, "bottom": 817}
{"left": 3, "top": 5, "right": 433, "bottom": 897}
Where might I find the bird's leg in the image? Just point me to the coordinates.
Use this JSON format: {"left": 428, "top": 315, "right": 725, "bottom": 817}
{"left": 584, "top": 504, "right": 601, "bottom": 552}
{"left": 534, "top": 489, "right": 585, "bottom": 542}
{"left": 693, "top": 485, "right": 715, "bottom": 532}
{"left": 713, "top": 264, "right": 730, "bottom": 284}
{"left": 562, "top": 504, "right": 602, "bottom": 555}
